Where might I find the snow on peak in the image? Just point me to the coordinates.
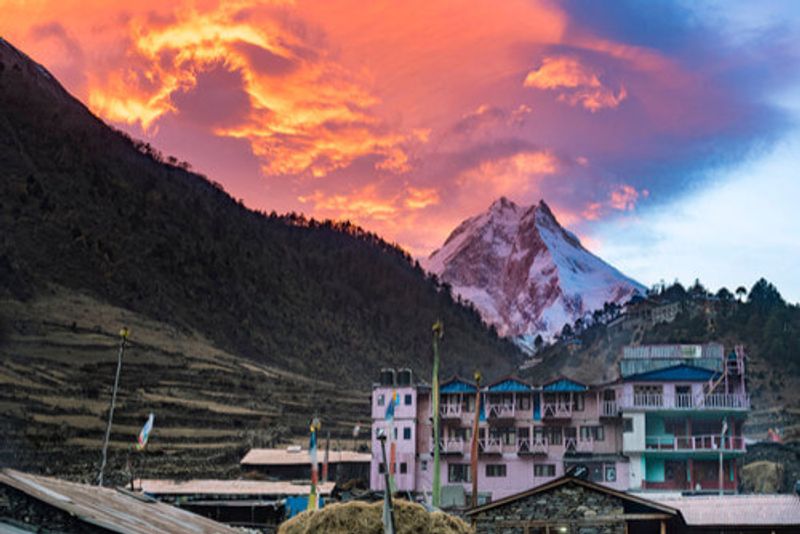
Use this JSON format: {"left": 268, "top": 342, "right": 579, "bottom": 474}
{"left": 424, "top": 198, "right": 645, "bottom": 349}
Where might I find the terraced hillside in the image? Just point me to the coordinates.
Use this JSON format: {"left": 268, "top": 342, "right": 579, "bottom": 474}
{"left": 0, "top": 286, "right": 369, "bottom": 484}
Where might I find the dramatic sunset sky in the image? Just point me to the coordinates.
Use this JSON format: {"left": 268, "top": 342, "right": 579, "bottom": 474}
{"left": 3, "top": 0, "right": 799, "bottom": 299}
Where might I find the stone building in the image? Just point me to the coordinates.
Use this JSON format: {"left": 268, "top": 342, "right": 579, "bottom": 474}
{"left": 465, "top": 476, "right": 683, "bottom": 534}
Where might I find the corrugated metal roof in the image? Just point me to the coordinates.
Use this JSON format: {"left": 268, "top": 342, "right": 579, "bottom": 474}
{"left": 138, "top": 479, "right": 335, "bottom": 496}
{"left": 543, "top": 378, "right": 587, "bottom": 392}
{"left": 654, "top": 494, "right": 800, "bottom": 526}
{"left": 0, "top": 469, "right": 240, "bottom": 534}
{"left": 623, "top": 343, "right": 724, "bottom": 360}
{"left": 487, "top": 378, "right": 530, "bottom": 392}
{"left": 240, "top": 448, "right": 370, "bottom": 465}
{"left": 620, "top": 357, "right": 723, "bottom": 378}
{"left": 623, "top": 364, "right": 718, "bottom": 383}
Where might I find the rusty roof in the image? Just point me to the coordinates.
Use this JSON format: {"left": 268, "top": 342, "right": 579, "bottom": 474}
{"left": 0, "top": 468, "right": 240, "bottom": 534}
{"left": 138, "top": 478, "right": 335, "bottom": 496}
{"left": 654, "top": 494, "right": 800, "bottom": 526}
{"left": 240, "top": 447, "right": 370, "bottom": 465}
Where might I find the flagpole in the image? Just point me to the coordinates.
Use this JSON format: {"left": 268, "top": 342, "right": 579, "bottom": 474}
{"left": 307, "top": 418, "right": 321, "bottom": 511}
{"left": 97, "top": 327, "right": 129, "bottom": 486}
{"left": 431, "top": 320, "right": 444, "bottom": 508}
{"left": 470, "top": 371, "right": 482, "bottom": 508}
{"left": 378, "top": 432, "right": 396, "bottom": 534}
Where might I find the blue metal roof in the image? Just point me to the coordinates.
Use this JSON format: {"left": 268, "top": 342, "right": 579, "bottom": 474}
{"left": 623, "top": 364, "right": 718, "bottom": 382}
{"left": 441, "top": 379, "right": 476, "bottom": 393}
{"left": 487, "top": 378, "right": 531, "bottom": 392}
{"left": 543, "top": 378, "right": 588, "bottom": 392}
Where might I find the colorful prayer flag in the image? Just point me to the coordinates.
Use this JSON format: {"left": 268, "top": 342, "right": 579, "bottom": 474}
{"left": 136, "top": 413, "right": 154, "bottom": 451}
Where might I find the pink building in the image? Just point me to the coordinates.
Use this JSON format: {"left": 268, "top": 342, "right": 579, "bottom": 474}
{"left": 369, "top": 344, "right": 749, "bottom": 506}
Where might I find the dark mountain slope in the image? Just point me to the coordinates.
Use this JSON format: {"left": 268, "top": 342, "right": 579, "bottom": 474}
{"left": 0, "top": 38, "right": 520, "bottom": 386}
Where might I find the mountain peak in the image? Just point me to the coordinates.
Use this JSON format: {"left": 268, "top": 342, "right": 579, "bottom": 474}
{"left": 425, "top": 198, "right": 645, "bottom": 349}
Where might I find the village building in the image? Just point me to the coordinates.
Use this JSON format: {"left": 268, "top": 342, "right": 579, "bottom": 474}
{"left": 138, "top": 478, "right": 335, "bottom": 529}
{"left": 240, "top": 446, "right": 370, "bottom": 483}
{"left": 0, "top": 468, "right": 239, "bottom": 534}
{"left": 369, "top": 343, "right": 749, "bottom": 504}
{"left": 465, "top": 475, "right": 684, "bottom": 534}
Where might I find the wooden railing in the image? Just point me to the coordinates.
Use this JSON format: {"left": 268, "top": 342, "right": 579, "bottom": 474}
{"left": 644, "top": 434, "right": 745, "bottom": 451}
{"left": 619, "top": 393, "right": 749, "bottom": 410}
{"left": 440, "top": 403, "right": 462, "bottom": 417}
{"left": 478, "top": 437, "right": 502, "bottom": 454}
{"left": 542, "top": 402, "right": 572, "bottom": 418}
{"left": 487, "top": 403, "right": 515, "bottom": 419}
{"left": 601, "top": 401, "right": 618, "bottom": 416}
{"left": 431, "top": 437, "right": 465, "bottom": 454}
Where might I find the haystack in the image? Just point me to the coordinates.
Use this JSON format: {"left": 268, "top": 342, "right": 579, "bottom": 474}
{"left": 278, "top": 499, "right": 473, "bottom": 534}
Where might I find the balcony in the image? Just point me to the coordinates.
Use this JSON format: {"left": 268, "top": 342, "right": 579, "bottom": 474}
{"left": 645, "top": 434, "right": 746, "bottom": 452}
{"left": 478, "top": 437, "right": 502, "bottom": 455}
{"left": 516, "top": 437, "right": 549, "bottom": 455}
{"left": 440, "top": 403, "right": 462, "bottom": 418}
{"left": 486, "top": 403, "right": 515, "bottom": 420}
{"left": 601, "top": 401, "right": 618, "bottom": 417}
{"left": 619, "top": 393, "right": 749, "bottom": 411}
{"left": 542, "top": 402, "right": 572, "bottom": 419}
{"left": 431, "top": 437, "right": 465, "bottom": 455}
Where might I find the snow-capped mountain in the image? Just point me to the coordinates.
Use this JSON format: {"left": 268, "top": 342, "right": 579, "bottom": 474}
{"left": 423, "top": 197, "right": 646, "bottom": 350}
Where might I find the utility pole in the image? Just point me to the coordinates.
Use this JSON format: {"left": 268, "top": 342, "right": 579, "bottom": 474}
{"left": 470, "top": 370, "right": 482, "bottom": 508}
{"left": 378, "top": 432, "right": 396, "bottom": 534}
{"left": 97, "top": 327, "right": 129, "bottom": 486}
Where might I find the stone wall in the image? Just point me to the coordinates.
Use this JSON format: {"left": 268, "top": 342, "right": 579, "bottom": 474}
{"left": 472, "top": 481, "right": 626, "bottom": 534}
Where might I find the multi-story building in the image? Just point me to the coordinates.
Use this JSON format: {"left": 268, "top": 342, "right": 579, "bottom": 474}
{"left": 369, "top": 343, "right": 749, "bottom": 505}
{"left": 618, "top": 344, "right": 749, "bottom": 492}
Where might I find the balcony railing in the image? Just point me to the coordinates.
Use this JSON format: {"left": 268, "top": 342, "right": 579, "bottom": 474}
{"left": 601, "top": 401, "right": 618, "bottom": 417}
{"left": 645, "top": 434, "right": 745, "bottom": 452}
{"left": 487, "top": 403, "right": 515, "bottom": 419}
{"left": 440, "top": 403, "right": 462, "bottom": 418}
{"left": 479, "top": 437, "right": 502, "bottom": 454}
{"left": 431, "top": 437, "right": 465, "bottom": 454}
{"left": 576, "top": 438, "right": 595, "bottom": 453}
{"left": 542, "top": 403, "right": 572, "bottom": 418}
{"left": 619, "top": 393, "right": 749, "bottom": 411}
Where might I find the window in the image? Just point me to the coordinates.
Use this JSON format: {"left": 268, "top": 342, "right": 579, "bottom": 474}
{"left": 421, "top": 460, "right": 428, "bottom": 471}
{"left": 573, "top": 393, "right": 585, "bottom": 411}
{"left": 580, "top": 426, "right": 605, "bottom": 441}
{"left": 378, "top": 462, "right": 385, "bottom": 474}
{"left": 544, "top": 426, "right": 562, "bottom": 445}
{"left": 448, "top": 464, "right": 471, "bottom": 483}
{"left": 517, "top": 394, "right": 531, "bottom": 410}
{"left": 623, "top": 418, "right": 634, "bottom": 433}
{"left": 377, "top": 394, "right": 385, "bottom": 406}
{"left": 534, "top": 464, "right": 556, "bottom": 477}
{"left": 393, "top": 427, "right": 398, "bottom": 440}
{"left": 605, "top": 464, "right": 617, "bottom": 482}
{"left": 403, "top": 427, "right": 411, "bottom": 440}
{"left": 404, "top": 394, "right": 412, "bottom": 405}
{"left": 462, "top": 395, "right": 476, "bottom": 413}
{"left": 400, "top": 462, "right": 408, "bottom": 474}
{"left": 486, "top": 464, "right": 506, "bottom": 477}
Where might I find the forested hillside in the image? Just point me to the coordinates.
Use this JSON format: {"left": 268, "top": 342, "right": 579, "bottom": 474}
{"left": 0, "top": 38, "right": 521, "bottom": 387}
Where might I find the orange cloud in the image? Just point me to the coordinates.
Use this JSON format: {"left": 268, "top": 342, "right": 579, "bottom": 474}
{"left": 74, "top": 2, "right": 417, "bottom": 178}
{"left": 299, "top": 184, "right": 440, "bottom": 224}
{"left": 456, "top": 150, "right": 559, "bottom": 202}
{"left": 524, "top": 56, "right": 627, "bottom": 112}
{"left": 583, "top": 185, "right": 649, "bottom": 220}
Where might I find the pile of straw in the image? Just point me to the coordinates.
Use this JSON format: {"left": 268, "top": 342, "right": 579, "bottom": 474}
{"left": 278, "top": 499, "right": 473, "bottom": 534}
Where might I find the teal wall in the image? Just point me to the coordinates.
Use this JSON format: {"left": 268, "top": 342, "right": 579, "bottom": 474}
{"left": 644, "top": 457, "right": 665, "bottom": 482}
{"left": 645, "top": 414, "right": 674, "bottom": 448}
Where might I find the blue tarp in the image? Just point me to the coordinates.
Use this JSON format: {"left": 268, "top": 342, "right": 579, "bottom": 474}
{"left": 285, "top": 495, "right": 324, "bottom": 518}
{"left": 487, "top": 379, "right": 530, "bottom": 392}
{"left": 543, "top": 378, "right": 587, "bottom": 392}
{"left": 623, "top": 364, "right": 718, "bottom": 382}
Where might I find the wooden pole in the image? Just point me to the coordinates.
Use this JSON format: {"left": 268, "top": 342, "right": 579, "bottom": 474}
{"left": 97, "top": 327, "right": 129, "bottom": 486}
{"left": 470, "top": 371, "right": 482, "bottom": 508}
{"left": 431, "top": 320, "right": 444, "bottom": 508}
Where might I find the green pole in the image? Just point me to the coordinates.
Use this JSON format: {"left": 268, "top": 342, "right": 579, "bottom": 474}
{"left": 431, "top": 320, "right": 444, "bottom": 508}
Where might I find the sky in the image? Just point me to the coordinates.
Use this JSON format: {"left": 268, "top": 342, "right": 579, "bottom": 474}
{"left": 2, "top": 0, "right": 799, "bottom": 301}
